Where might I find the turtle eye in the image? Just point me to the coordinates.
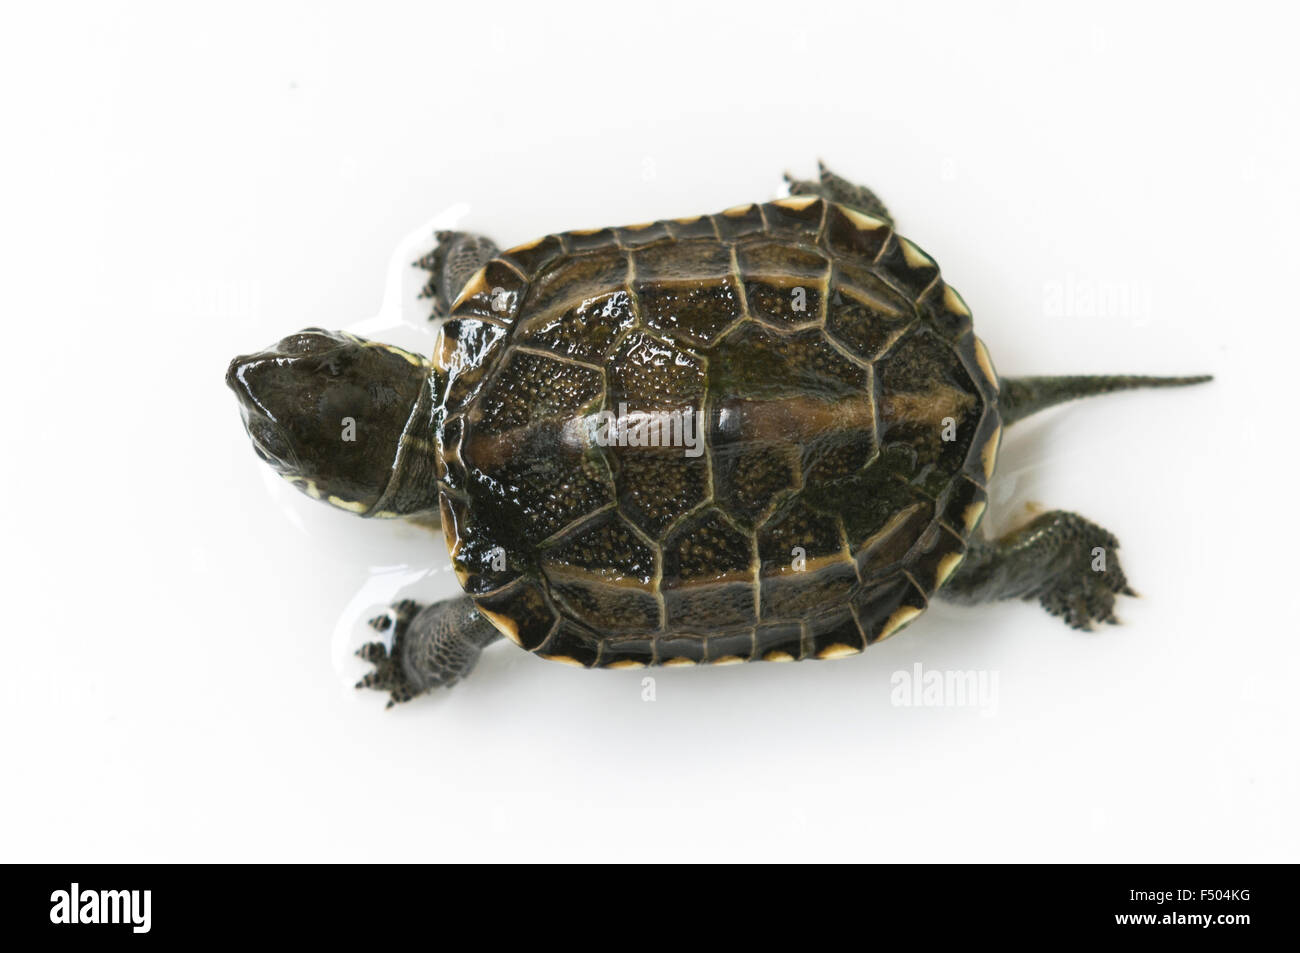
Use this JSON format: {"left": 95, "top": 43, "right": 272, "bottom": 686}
{"left": 315, "top": 353, "right": 345, "bottom": 376}
{"left": 247, "top": 415, "right": 293, "bottom": 467}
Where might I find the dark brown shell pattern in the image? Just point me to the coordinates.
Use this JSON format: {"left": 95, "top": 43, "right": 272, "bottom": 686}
{"left": 432, "top": 197, "right": 1002, "bottom": 669}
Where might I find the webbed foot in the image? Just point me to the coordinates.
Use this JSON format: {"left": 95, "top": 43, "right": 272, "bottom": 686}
{"left": 940, "top": 510, "right": 1137, "bottom": 631}
{"left": 356, "top": 599, "right": 428, "bottom": 707}
{"left": 355, "top": 595, "right": 505, "bottom": 706}
{"left": 1029, "top": 517, "right": 1135, "bottom": 630}
{"left": 414, "top": 231, "right": 500, "bottom": 319}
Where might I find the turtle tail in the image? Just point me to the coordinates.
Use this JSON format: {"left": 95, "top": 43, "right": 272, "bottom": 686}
{"left": 998, "top": 374, "right": 1212, "bottom": 425}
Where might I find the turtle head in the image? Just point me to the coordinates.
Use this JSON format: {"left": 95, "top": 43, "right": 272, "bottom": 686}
{"left": 226, "top": 328, "right": 436, "bottom": 516}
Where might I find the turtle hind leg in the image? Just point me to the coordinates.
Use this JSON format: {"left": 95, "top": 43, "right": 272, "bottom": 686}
{"left": 784, "top": 160, "right": 894, "bottom": 226}
{"left": 413, "top": 231, "right": 500, "bottom": 319}
{"left": 937, "top": 511, "right": 1135, "bottom": 630}
{"left": 356, "top": 595, "right": 503, "bottom": 706}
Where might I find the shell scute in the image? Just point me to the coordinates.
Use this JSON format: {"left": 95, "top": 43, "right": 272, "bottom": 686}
{"left": 614, "top": 220, "right": 673, "bottom": 249}
{"left": 763, "top": 195, "right": 826, "bottom": 239}
{"left": 737, "top": 242, "right": 830, "bottom": 329}
{"left": 875, "top": 235, "right": 942, "bottom": 302}
{"left": 632, "top": 241, "right": 743, "bottom": 346}
{"left": 661, "top": 507, "right": 756, "bottom": 630}
{"left": 809, "top": 608, "right": 866, "bottom": 659}
{"left": 616, "top": 448, "right": 709, "bottom": 540}
{"left": 822, "top": 202, "right": 891, "bottom": 261}
{"left": 437, "top": 319, "right": 509, "bottom": 416}
{"left": 853, "top": 575, "right": 928, "bottom": 644}
{"left": 713, "top": 439, "right": 801, "bottom": 529}
{"left": 520, "top": 247, "right": 630, "bottom": 327}
{"left": 541, "top": 509, "right": 660, "bottom": 635}
{"left": 566, "top": 227, "right": 618, "bottom": 253}
{"left": 607, "top": 330, "right": 706, "bottom": 412}
{"left": 473, "top": 348, "right": 603, "bottom": 436}
{"left": 705, "top": 628, "right": 755, "bottom": 664}
{"left": 756, "top": 498, "right": 857, "bottom": 620}
{"left": 655, "top": 633, "right": 707, "bottom": 666}
{"left": 712, "top": 203, "right": 766, "bottom": 240}
{"left": 474, "top": 573, "right": 555, "bottom": 648}
{"left": 513, "top": 288, "right": 635, "bottom": 364}
{"left": 498, "top": 234, "right": 567, "bottom": 280}
{"left": 754, "top": 622, "right": 805, "bottom": 662}
{"left": 928, "top": 282, "right": 976, "bottom": 341}
{"left": 538, "top": 620, "right": 602, "bottom": 667}
{"left": 449, "top": 260, "right": 527, "bottom": 324}
{"left": 825, "top": 265, "right": 916, "bottom": 362}
{"left": 664, "top": 216, "right": 718, "bottom": 241}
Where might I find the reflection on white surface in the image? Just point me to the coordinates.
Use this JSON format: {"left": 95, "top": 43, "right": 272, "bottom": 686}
{"left": 329, "top": 561, "right": 462, "bottom": 697}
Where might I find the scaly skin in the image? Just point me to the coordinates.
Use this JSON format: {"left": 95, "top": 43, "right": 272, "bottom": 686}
{"left": 357, "top": 596, "right": 503, "bottom": 706}
{"left": 938, "top": 511, "right": 1135, "bottom": 630}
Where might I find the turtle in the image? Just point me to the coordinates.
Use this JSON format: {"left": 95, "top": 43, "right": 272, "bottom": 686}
{"left": 226, "top": 163, "right": 1211, "bottom": 705}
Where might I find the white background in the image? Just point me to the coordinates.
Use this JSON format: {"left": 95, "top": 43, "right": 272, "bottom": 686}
{"left": 2, "top": 1, "right": 1297, "bottom": 862}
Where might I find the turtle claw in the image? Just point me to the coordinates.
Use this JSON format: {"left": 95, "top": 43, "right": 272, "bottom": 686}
{"left": 366, "top": 598, "right": 422, "bottom": 633}
{"left": 354, "top": 641, "right": 418, "bottom": 708}
{"left": 355, "top": 599, "right": 429, "bottom": 707}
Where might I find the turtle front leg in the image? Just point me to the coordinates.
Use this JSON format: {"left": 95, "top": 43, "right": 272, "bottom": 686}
{"left": 784, "top": 161, "right": 894, "bottom": 226}
{"left": 414, "top": 231, "right": 500, "bottom": 319}
{"left": 937, "top": 511, "right": 1135, "bottom": 630}
{"left": 356, "top": 595, "right": 504, "bottom": 706}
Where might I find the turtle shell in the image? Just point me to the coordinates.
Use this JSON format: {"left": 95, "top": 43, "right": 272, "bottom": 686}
{"left": 432, "top": 197, "right": 1002, "bottom": 668}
